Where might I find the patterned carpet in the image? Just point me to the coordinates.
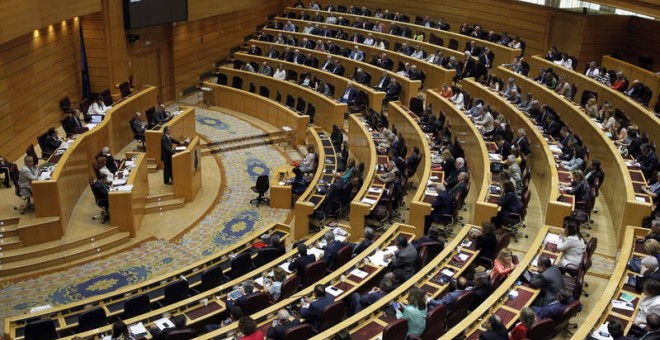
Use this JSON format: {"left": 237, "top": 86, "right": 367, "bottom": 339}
{"left": 0, "top": 105, "right": 291, "bottom": 331}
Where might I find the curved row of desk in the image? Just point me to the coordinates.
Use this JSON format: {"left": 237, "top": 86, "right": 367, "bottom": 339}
{"left": 493, "top": 66, "right": 651, "bottom": 247}
{"left": 289, "top": 5, "right": 522, "bottom": 63}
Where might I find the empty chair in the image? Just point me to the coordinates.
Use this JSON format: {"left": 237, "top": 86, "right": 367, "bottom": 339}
{"left": 11, "top": 164, "right": 34, "bottom": 214}
{"left": 314, "top": 301, "right": 346, "bottom": 332}
{"left": 100, "top": 89, "right": 113, "bottom": 106}
{"left": 418, "top": 242, "right": 443, "bottom": 267}
{"left": 163, "top": 329, "right": 197, "bottom": 340}
{"left": 552, "top": 300, "right": 582, "bottom": 337}
{"left": 446, "top": 291, "right": 474, "bottom": 328}
{"left": 119, "top": 81, "right": 131, "bottom": 98}
{"left": 448, "top": 39, "right": 459, "bottom": 50}
{"left": 328, "top": 245, "right": 352, "bottom": 271}
{"left": 409, "top": 97, "right": 424, "bottom": 115}
{"left": 275, "top": 91, "right": 282, "bottom": 102}
{"left": 217, "top": 73, "right": 228, "bottom": 85}
{"left": 285, "top": 95, "right": 296, "bottom": 108}
{"left": 77, "top": 307, "right": 108, "bottom": 333}
{"left": 253, "top": 247, "right": 282, "bottom": 268}
{"left": 279, "top": 275, "right": 301, "bottom": 301}
{"left": 301, "top": 260, "right": 326, "bottom": 288}
{"left": 382, "top": 319, "right": 408, "bottom": 340}
{"left": 259, "top": 86, "right": 270, "bottom": 97}
{"left": 24, "top": 319, "right": 58, "bottom": 340}
{"left": 306, "top": 103, "right": 316, "bottom": 124}
{"left": 162, "top": 279, "right": 190, "bottom": 306}
{"left": 408, "top": 304, "right": 447, "bottom": 340}
{"left": 122, "top": 293, "right": 151, "bottom": 319}
{"left": 248, "top": 83, "right": 256, "bottom": 93}
{"left": 60, "top": 96, "right": 73, "bottom": 112}
{"left": 283, "top": 323, "right": 316, "bottom": 339}
{"left": 526, "top": 318, "right": 555, "bottom": 340}
{"left": 295, "top": 96, "right": 306, "bottom": 113}
{"left": 240, "top": 291, "right": 272, "bottom": 315}
{"left": 250, "top": 175, "right": 270, "bottom": 206}
{"left": 231, "top": 76, "right": 243, "bottom": 89}
{"left": 198, "top": 266, "right": 224, "bottom": 292}
{"left": 229, "top": 252, "right": 253, "bottom": 280}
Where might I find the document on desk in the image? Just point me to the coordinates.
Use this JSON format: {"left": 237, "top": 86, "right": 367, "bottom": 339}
{"left": 549, "top": 145, "right": 563, "bottom": 153}
{"left": 590, "top": 322, "right": 610, "bottom": 340}
{"left": 368, "top": 250, "right": 390, "bottom": 267}
{"left": 129, "top": 322, "right": 148, "bottom": 337}
{"left": 38, "top": 172, "right": 52, "bottom": 181}
{"left": 488, "top": 153, "right": 501, "bottom": 161}
{"left": 154, "top": 317, "right": 174, "bottom": 330}
{"left": 544, "top": 233, "right": 560, "bottom": 245}
{"left": 117, "top": 185, "right": 134, "bottom": 192}
{"left": 350, "top": 268, "right": 369, "bottom": 279}
{"left": 635, "top": 196, "right": 647, "bottom": 203}
{"left": 308, "top": 247, "right": 324, "bottom": 260}
{"left": 369, "top": 187, "right": 383, "bottom": 194}
{"left": 325, "top": 285, "right": 344, "bottom": 297}
{"left": 360, "top": 198, "right": 377, "bottom": 205}
{"left": 112, "top": 179, "right": 127, "bottom": 186}
{"left": 175, "top": 146, "right": 187, "bottom": 151}
{"left": 611, "top": 299, "right": 634, "bottom": 311}
{"left": 278, "top": 262, "right": 293, "bottom": 273}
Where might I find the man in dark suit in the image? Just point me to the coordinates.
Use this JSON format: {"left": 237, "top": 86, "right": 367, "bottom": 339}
{"left": 161, "top": 126, "right": 181, "bottom": 185}
{"left": 425, "top": 184, "right": 454, "bottom": 229}
{"left": 152, "top": 104, "right": 171, "bottom": 126}
{"left": 247, "top": 44, "right": 261, "bottom": 56}
{"left": 444, "top": 158, "right": 467, "bottom": 189}
{"left": 304, "top": 54, "right": 318, "bottom": 68}
{"left": 640, "top": 313, "right": 660, "bottom": 340}
{"left": 636, "top": 144, "right": 658, "bottom": 181}
{"left": 480, "top": 314, "right": 508, "bottom": 340}
{"left": 385, "top": 79, "right": 401, "bottom": 102}
{"left": 42, "top": 127, "right": 62, "bottom": 156}
{"left": 281, "top": 47, "right": 294, "bottom": 62}
{"left": 376, "top": 53, "right": 393, "bottom": 70}
{"left": 61, "top": 109, "right": 83, "bottom": 136}
{"left": 266, "top": 309, "right": 300, "bottom": 340}
{"left": 288, "top": 243, "right": 316, "bottom": 278}
{"left": 266, "top": 46, "right": 280, "bottom": 59}
{"left": 470, "top": 272, "right": 491, "bottom": 310}
{"left": 131, "top": 112, "right": 146, "bottom": 138}
{"left": 339, "top": 82, "right": 358, "bottom": 104}
{"left": 331, "top": 60, "right": 345, "bottom": 76}
{"left": 227, "top": 280, "right": 260, "bottom": 313}
{"left": 349, "top": 278, "right": 392, "bottom": 315}
{"left": 292, "top": 49, "right": 306, "bottom": 64}
{"left": 529, "top": 256, "right": 565, "bottom": 307}
{"left": 385, "top": 235, "right": 418, "bottom": 280}
{"left": 373, "top": 71, "right": 390, "bottom": 91}
{"left": 352, "top": 227, "right": 375, "bottom": 256}
{"left": 97, "top": 146, "right": 119, "bottom": 174}
{"left": 352, "top": 68, "right": 370, "bottom": 85}
{"left": 320, "top": 55, "right": 333, "bottom": 71}
{"left": 91, "top": 174, "right": 110, "bottom": 211}
{"left": 301, "top": 285, "right": 334, "bottom": 329}
{"left": 514, "top": 128, "right": 532, "bottom": 156}
{"left": 532, "top": 289, "right": 572, "bottom": 321}
{"left": 321, "top": 231, "right": 345, "bottom": 269}
{"left": 413, "top": 225, "right": 445, "bottom": 251}
{"left": 495, "top": 135, "right": 511, "bottom": 159}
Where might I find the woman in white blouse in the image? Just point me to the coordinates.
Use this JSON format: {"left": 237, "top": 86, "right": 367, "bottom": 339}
{"left": 634, "top": 279, "right": 660, "bottom": 329}
{"left": 265, "top": 267, "right": 287, "bottom": 302}
{"left": 557, "top": 222, "right": 586, "bottom": 268}
{"left": 451, "top": 88, "right": 465, "bottom": 109}
{"left": 299, "top": 144, "right": 316, "bottom": 173}
{"left": 273, "top": 64, "right": 287, "bottom": 81}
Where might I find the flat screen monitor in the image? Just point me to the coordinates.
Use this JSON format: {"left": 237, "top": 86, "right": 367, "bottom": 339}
{"left": 123, "top": 0, "right": 188, "bottom": 30}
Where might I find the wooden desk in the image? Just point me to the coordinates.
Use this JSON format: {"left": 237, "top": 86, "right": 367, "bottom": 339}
{"left": 202, "top": 82, "right": 309, "bottom": 146}
{"left": 426, "top": 89, "right": 498, "bottom": 225}
{"left": 172, "top": 136, "right": 202, "bottom": 202}
{"left": 602, "top": 55, "right": 660, "bottom": 110}
{"left": 216, "top": 67, "right": 344, "bottom": 137}
{"left": 250, "top": 38, "right": 421, "bottom": 106}
{"left": 144, "top": 107, "right": 196, "bottom": 169}
{"left": 3, "top": 223, "right": 292, "bottom": 340}
{"left": 234, "top": 52, "right": 385, "bottom": 112}
{"left": 287, "top": 6, "right": 522, "bottom": 65}
{"left": 108, "top": 154, "right": 149, "bottom": 237}
{"left": 459, "top": 78, "right": 572, "bottom": 226}
{"left": 196, "top": 223, "right": 416, "bottom": 340}
{"left": 494, "top": 66, "right": 651, "bottom": 247}
{"left": 270, "top": 164, "right": 295, "bottom": 209}
{"left": 312, "top": 225, "right": 475, "bottom": 339}
{"left": 30, "top": 86, "right": 157, "bottom": 245}
{"left": 527, "top": 55, "right": 659, "bottom": 149}
{"left": 573, "top": 226, "right": 647, "bottom": 338}
{"left": 347, "top": 114, "right": 377, "bottom": 240}
{"left": 275, "top": 16, "right": 459, "bottom": 90}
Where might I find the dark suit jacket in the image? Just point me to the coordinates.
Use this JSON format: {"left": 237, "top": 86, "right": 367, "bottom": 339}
{"left": 229, "top": 290, "right": 260, "bottom": 312}
{"left": 62, "top": 116, "right": 82, "bottom": 135}
{"left": 476, "top": 233, "right": 498, "bottom": 260}
{"left": 301, "top": 295, "right": 334, "bottom": 329}
{"left": 637, "top": 152, "right": 658, "bottom": 179}
{"left": 390, "top": 244, "right": 418, "bottom": 280}
{"left": 131, "top": 118, "right": 145, "bottom": 135}
{"left": 515, "top": 136, "right": 532, "bottom": 155}
{"left": 152, "top": 327, "right": 196, "bottom": 340}
{"left": 43, "top": 135, "right": 62, "bottom": 155}
{"left": 340, "top": 87, "right": 358, "bottom": 103}
{"left": 532, "top": 300, "right": 566, "bottom": 321}
{"left": 322, "top": 240, "right": 345, "bottom": 269}
{"left": 266, "top": 319, "right": 301, "bottom": 340}
{"left": 91, "top": 180, "right": 109, "bottom": 207}
{"left": 352, "top": 239, "right": 373, "bottom": 256}
{"left": 161, "top": 134, "right": 180, "bottom": 162}
{"left": 288, "top": 254, "right": 315, "bottom": 278}
{"left": 636, "top": 268, "right": 660, "bottom": 292}
{"left": 374, "top": 76, "right": 390, "bottom": 89}
{"left": 529, "top": 266, "right": 564, "bottom": 306}
{"left": 479, "top": 328, "right": 509, "bottom": 340}
{"left": 430, "top": 191, "right": 453, "bottom": 222}
{"left": 498, "top": 141, "right": 512, "bottom": 158}
{"left": 412, "top": 237, "right": 445, "bottom": 252}
{"left": 331, "top": 64, "right": 345, "bottom": 76}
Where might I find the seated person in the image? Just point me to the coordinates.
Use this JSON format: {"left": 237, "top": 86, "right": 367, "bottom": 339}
{"left": 264, "top": 267, "right": 287, "bottom": 301}
{"left": 491, "top": 180, "right": 522, "bottom": 228}
{"left": 298, "top": 144, "right": 317, "bottom": 173}
{"left": 42, "top": 127, "right": 63, "bottom": 156}
{"left": 394, "top": 287, "right": 427, "bottom": 338}
{"left": 94, "top": 156, "right": 114, "bottom": 180}
{"left": 18, "top": 156, "right": 40, "bottom": 198}
{"left": 349, "top": 277, "right": 393, "bottom": 315}
{"left": 87, "top": 95, "right": 112, "bottom": 117}
{"left": 203, "top": 306, "right": 243, "bottom": 332}
{"left": 470, "top": 272, "right": 491, "bottom": 309}
{"left": 262, "top": 234, "right": 286, "bottom": 256}
{"left": 384, "top": 235, "right": 418, "bottom": 280}
{"left": 428, "top": 277, "right": 468, "bottom": 310}
{"left": 97, "top": 146, "right": 120, "bottom": 174}
{"left": 0, "top": 156, "right": 14, "bottom": 188}
{"left": 351, "top": 226, "right": 375, "bottom": 256}
{"left": 301, "top": 285, "right": 335, "bottom": 329}
{"left": 288, "top": 243, "right": 316, "bottom": 279}
{"left": 266, "top": 309, "right": 300, "bottom": 340}
{"left": 565, "top": 170, "right": 592, "bottom": 203}
{"left": 557, "top": 222, "right": 586, "bottom": 269}
{"left": 471, "top": 222, "right": 498, "bottom": 261}
{"left": 490, "top": 248, "right": 517, "bottom": 280}
{"left": 635, "top": 256, "right": 660, "bottom": 293}
{"left": 480, "top": 314, "right": 508, "bottom": 339}
{"left": 425, "top": 183, "right": 454, "bottom": 230}
{"left": 606, "top": 319, "right": 636, "bottom": 340}
{"left": 629, "top": 239, "right": 660, "bottom": 273}
{"left": 131, "top": 112, "right": 147, "bottom": 137}
{"left": 238, "top": 316, "right": 263, "bottom": 340}
{"left": 412, "top": 225, "right": 445, "bottom": 251}
{"left": 510, "top": 307, "right": 536, "bottom": 340}
{"left": 532, "top": 289, "right": 572, "bottom": 321}
{"left": 376, "top": 160, "right": 399, "bottom": 184}
{"left": 91, "top": 173, "right": 111, "bottom": 207}
{"left": 61, "top": 109, "right": 84, "bottom": 136}
{"left": 289, "top": 167, "right": 309, "bottom": 197}
{"left": 152, "top": 104, "right": 171, "bottom": 126}
{"left": 529, "top": 256, "right": 565, "bottom": 307}
{"left": 226, "top": 280, "right": 260, "bottom": 313}
{"left": 150, "top": 315, "right": 195, "bottom": 340}
{"left": 320, "top": 231, "right": 345, "bottom": 269}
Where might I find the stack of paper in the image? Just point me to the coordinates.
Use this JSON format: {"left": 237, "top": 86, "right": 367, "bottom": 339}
{"left": 361, "top": 198, "right": 377, "bottom": 205}
{"left": 350, "top": 269, "right": 368, "bottom": 278}
{"left": 325, "top": 285, "right": 344, "bottom": 297}
{"left": 590, "top": 322, "right": 611, "bottom": 340}
{"left": 544, "top": 233, "right": 560, "bottom": 245}
{"left": 154, "top": 317, "right": 174, "bottom": 330}
{"left": 368, "top": 250, "right": 391, "bottom": 267}
{"left": 308, "top": 247, "right": 324, "bottom": 260}
{"left": 129, "top": 323, "right": 148, "bottom": 337}
{"left": 489, "top": 153, "right": 502, "bottom": 161}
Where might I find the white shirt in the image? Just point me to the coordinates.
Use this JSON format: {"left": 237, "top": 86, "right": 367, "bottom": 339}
{"left": 451, "top": 93, "right": 464, "bottom": 109}
{"left": 557, "top": 235, "right": 586, "bottom": 268}
{"left": 411, "top": 50, "right": 424, "bottom": 59}
{"left": 585, "top": 68, "right": 600, "bottom": 78}
{"left": 363, "top": 38, "right": 374, "bottom": 46}
{"left": 273, "top": 69, "right": 286, "bottom": 81}
{"left": 635, "top": 295, "right": 660, "bottom": 327}
{"left": 88, "top": 102, "right": 111, "bottom": 116}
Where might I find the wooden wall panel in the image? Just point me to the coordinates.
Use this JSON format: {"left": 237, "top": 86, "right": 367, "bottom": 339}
{"left": 624, "top": 17, "right": 660, "bottom": 70}
{"left": 172, "top": 1, "right": 283, "bottom": 97}
{"left": 578, "top": 15, "right": 630, "bottom": 69}
{"left": 0, "top": 20, "right": 82, "bottom": 162}
{"left": 0, "top": 0, "right": 101, "bottom": 45}
{"left": 82, "top": 12, "right": 109, "bottom": 94}
{"left": 188, "top": 0, "right": 284, "bottom": 21}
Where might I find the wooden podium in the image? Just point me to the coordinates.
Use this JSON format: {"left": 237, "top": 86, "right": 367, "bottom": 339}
{"left": 172, "top": 136, "right": 202, "bottom": 202}
{"left": 108, "top": 154, "right": 149, "bottom": 237}
{"left": 145, "top": 107, "right": 196, "bottom": 169}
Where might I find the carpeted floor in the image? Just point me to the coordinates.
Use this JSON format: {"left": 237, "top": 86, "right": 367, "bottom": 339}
{"left": 0, "top": 105, "right": 291, "bottom": 331}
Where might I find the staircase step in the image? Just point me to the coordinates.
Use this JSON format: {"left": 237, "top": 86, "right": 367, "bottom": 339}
{"left": 0, "top": 232, "right": 131, "bottom": 276}
{"left": 146, "top": 193, "right": 175, "bottom": 203}
{"left": 0, "top": 219, "right": 20, "bottom": 238}
{"left": 0, "top": 236, "right": 23, "bottom": 251}
{"left": 147, "top": 158, "right": 158, "bottom": 165}
{"left": 144, "top": 198, "right": 186, "bottom": 214}
{"left": 147, "top": 163, "right": 158, "bottom": 173}
{"left": 0, "top": 227, "right": 120, "bottom": 263}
